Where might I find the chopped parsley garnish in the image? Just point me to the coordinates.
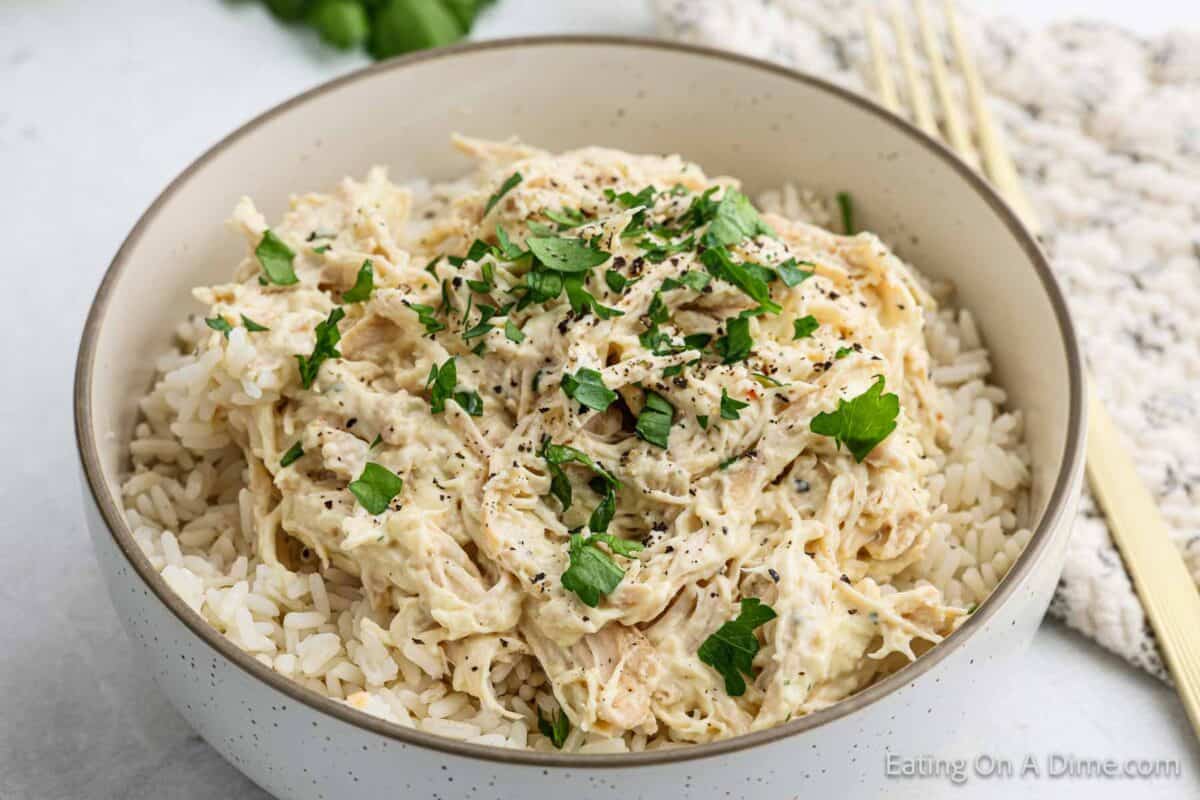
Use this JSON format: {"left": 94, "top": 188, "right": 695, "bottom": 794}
{"left": 484, "top": 172, "right": 522, "bottom": 216}
{"left": 809, "top": 375, "right": 899, "bottom": 462}
{"left": 504, "top": 319, "right": 525, "bottom": 343}
{"left": 793, "top": 315, "right": 819, "bottom": 340}
{"left": 835, "top": 346, "right": 853, "bottom": 359}
{"left": 560, "top": 532, "right": 644, "bottom": 607}
{"left": 540, "top": 439, "right": 620, "bottom": 533}
{"left": 639, "top": 234, "right": 695, "bottom": 263}
{"left": 255, "top": 230, "right": 299, "bottom": 286}
{"left": 517, "top": 267, "right": 564, "bottom": 309}
{"left": 605, "top": 185, "right": 656, "bottom": 208}
{"left": 564, "top": 275, "right": 624, "bottom": 320}
{"left": 634, "top": 390, "right": 674, "bottom": 449}
{"left": 312, "top": 244, "right": 331, "bottom": 254}
{"left": 676, "top": 270, "right": 711, "bottom": 291}
{"left": 348, "top": 462, "right": 404, "bottom": 515}
{"left": 295, "top": 307, "right": 345, "bottom": 389}
{"left": 561, "top": 368, "right": 617, "bottom": 412}
{"left": 537, "top": 708, "right": 571, "bottom": 749}
{"left": 526, "top": 235, "right": 610, "bottom": 273}
{"left": 462, "top": 304, "right": 500, "bottom": 341}
{"left": 604, "top": 269, "right": 631, "bottom": 293}
{"left": 697, "top": 414, "right": 709, "bottom": 430}
{"left": 837, "top": 191, "right": 856, "bottom": 235}
{"left": 279, "top": 441, "right": 304, "bottom": 468}
{"left": 466, "top": 262, "right": 495, "bottom": 294}
{"left": 241, "top": 315, "right": 269, "bottom": 332}
{"left": 775, "top": 258, "right": 814, "bottom": 287}
{"left": 719, "top": 453, "right": 743, "bottom": 470}
{"left": 714, "top": 316, "right": 753, "bottom": 364}
{"left": 697, "top": 597, "right": 777, "bottom": 696}
{"left": 369, "top": 434, "right": 383, "bottom": 450}
{"left": 700, "top": 247, "right": 781, "bottom": 314}
{"left": 205, "top": 316, "right": 233, "bottom": 338}
{"left": 405, "top": 301, "right": 446, "bottom": 335}
{"left": 491, "top": 226, "right": 525, "bottom": 262}
{"left": 425, "top": 358, "right": 483, "bottom": 416}
{"left": 702, "top": 190, "right": 776, "bottom": 249}
{"left": 720, "top": 389, "right": 749, "bottom": 420}
{"left": 342, "top": 260, "right": 375, "bottom": 303}
{"left": 677, "top": 186, "right": 721, "bottom": 231}
{"left": 544, "top": 206, "right": 587, "bottom": 229}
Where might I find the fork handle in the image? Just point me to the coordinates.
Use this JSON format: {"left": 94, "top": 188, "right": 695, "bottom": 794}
{"left": 1085, "top": 374, "right": 1200, "bottom": 733}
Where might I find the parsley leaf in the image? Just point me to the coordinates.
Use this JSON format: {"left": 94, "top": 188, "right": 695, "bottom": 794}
{"left": 454, "top": 389, "right": 484, "bottom": 416}
{"left": 697, "top": 414, "right": 709, "bottom": 430}
{"left": 504, "top": 319, "right": 525, "bottom": 343}
{"left": 793, "top": 315, "right": 819, "bottom": 340}
{"left": 295, "top": 307, "right": 345, "bottom": 389}
{"left": 342, "top": 259, "right": 375, "bottom": 303}
{"left": 544, "top": 206, "right": 587, "bottom": 229}
{"left": 677, "top": 270, "right": 711, "bottom": 291}
{"left": 809, "top": 375, "right": 899, "bottom": 462}
{"left": 560, "top": 532, "right": 643, "bottom": 607}
{"left": 564, "top": 275, "right": 623, "bottom": 320}
{"left": 714, "top": 316, "right": 753, "bottom": 364}
{"left": 700, "top": 247, "right": 781, "bottom": 314}
{"left": 205, "top": 316, "right": 233, "bottom": 338}
{"left": 518, "top": 267, "right": 565, "bottom": 308}
{"left": 835, "top": 346, "right": 853, "bottom": 359}
{"left": 775, "top": 258, "right": 814, "bottom": 287}
{"left": 425, "top": 358, "right": 482, "bottom": 416}
{"left": 405, "top": 301, "right": 446, "bottom": 335}
{"left": 640, "top": 234, "right": 696, "bottom": 264}
{"left": 540, "top": 440, "right": 620, "bottom": 532}
{"left": 241, "top": 315, "right": 269, "bottom": 332}
{"left": 635, "top": 390, "right": 674, "bottom": 449}
{"left": 561, "top": 368, "right": 617, "bottom": 412}
{"left": 604, "top": 269, "right": 631, "bottom": 293}
{"left": 526, "top": 236, "right": 610, "bottom": 273}
{"left": 279, "top": 441, "right": 304, "bottom": 468}
{"left": 462, "top": 304, "right": 499, "bottom": 341}
{"left": 837, "top": 191, "right": 855, "bottom": 234}
{"left": 494, "top": 226, "right": 526, "bottom": 261}
{"left": 702, "top": 190, "right": 775, "bottom": 248}
{"left": 697, "top": 598, "right": 777, "bottom": 696}
{"left": 484, "top": 172, "right": 522, "bottom": 216}
{"left": 605, "top": 186, "right": 656, "bottom": 208}
{"left": 720, "top": 389, "right": 748, "bottom": 420}
{"left": 537, "top": 708, "right": 571, "bottom": 750}
{"left": 256, "top": 230, "right": 298, "bottom": 286}
{"left": 348, "top": 462, "right": 404, "bottom": 515}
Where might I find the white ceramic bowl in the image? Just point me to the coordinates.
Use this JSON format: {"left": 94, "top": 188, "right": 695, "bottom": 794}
{"left": 75, "top": 37, "right": 1084, "bottom": 799}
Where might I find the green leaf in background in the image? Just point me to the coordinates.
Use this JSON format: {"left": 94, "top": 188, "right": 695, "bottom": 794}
{"left": 265, "top": 0, "right": 314, "bottom": 21}
{"left": 441, "top": 0, "right": 497, "bottom": 29}
{"left": 311, "top": 0, "right": 370, "bottom": 49}
{"left": 370, "top": 0, "right": 464, "bottom": 60}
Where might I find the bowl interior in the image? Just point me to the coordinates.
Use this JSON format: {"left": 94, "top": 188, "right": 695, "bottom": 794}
{"left": 78, "top": 36, "right": 1080, "bottom": 751}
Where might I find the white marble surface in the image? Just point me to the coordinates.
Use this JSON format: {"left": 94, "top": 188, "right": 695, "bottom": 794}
{"left": 1, "top": 1, "right": 1196, "bottom": 798}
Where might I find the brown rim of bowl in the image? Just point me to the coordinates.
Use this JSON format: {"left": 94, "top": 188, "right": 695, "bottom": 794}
{"left": 74, "top": 34, "right": 1084, "bottom": 769}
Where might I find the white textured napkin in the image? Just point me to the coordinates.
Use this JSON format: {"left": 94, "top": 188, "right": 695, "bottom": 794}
{"left": 654, "top": 0, "right": 1200, "bottom": 680}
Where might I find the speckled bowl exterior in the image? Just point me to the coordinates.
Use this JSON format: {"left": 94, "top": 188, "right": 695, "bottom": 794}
{"left": 76, "top": 37, "right": 1085, "bottom": 800}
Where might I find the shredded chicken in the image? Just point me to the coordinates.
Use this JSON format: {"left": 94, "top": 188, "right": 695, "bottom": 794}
{"left": 180, "top": 137, "right": 966, "bottom": 742}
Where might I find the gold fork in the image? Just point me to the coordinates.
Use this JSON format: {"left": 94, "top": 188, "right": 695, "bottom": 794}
{"left": 865, "top": 0, "right": 1200, "bottom": 737}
